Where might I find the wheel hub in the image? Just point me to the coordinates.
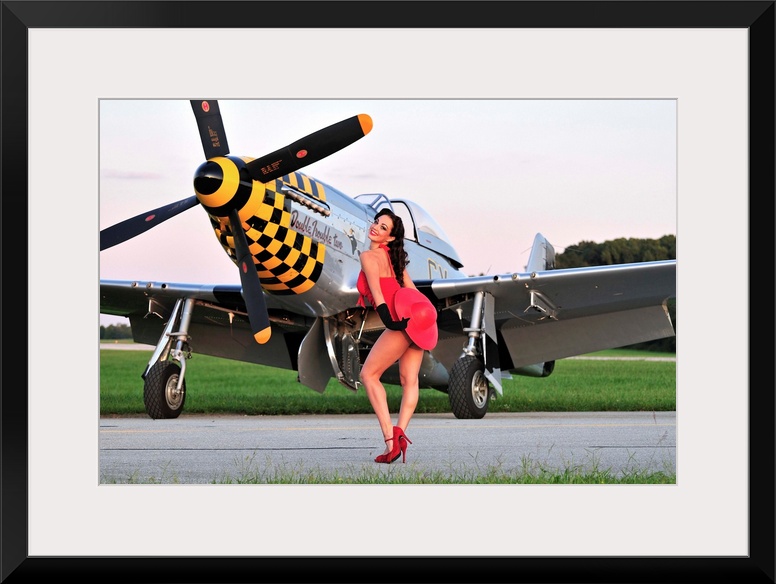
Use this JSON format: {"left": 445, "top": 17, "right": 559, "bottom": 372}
{"left": 165, "top": 375, "right": 185, "bottom": 409}
{"left": 471, "top": 370, "right": 489, "bottom": 407}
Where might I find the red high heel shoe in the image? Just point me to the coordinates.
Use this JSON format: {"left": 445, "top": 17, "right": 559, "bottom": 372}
{"left": 374, "top": 426, "right": 413, "bottom": 464}
{"left": 394, "top": 426, "right": 412, "bottom": 463}
{"left": 374, "top": 432, "right": 401, "bottom": 464}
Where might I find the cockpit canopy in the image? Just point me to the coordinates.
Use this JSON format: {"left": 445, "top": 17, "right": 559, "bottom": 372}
{"left": 355, "top": 194, "right": 464, "bottom": 268}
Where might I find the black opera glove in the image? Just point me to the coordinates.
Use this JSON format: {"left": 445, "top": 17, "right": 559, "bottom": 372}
{"left": 376, "top": 303, "right": 409, "bottom": 331}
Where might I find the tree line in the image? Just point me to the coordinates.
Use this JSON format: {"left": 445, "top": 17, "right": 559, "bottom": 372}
{"left": 554, "top": 234, "right": 675, "bottom": 268}
{"left": 100, "top": 323, "right": 132, "bottom": 340}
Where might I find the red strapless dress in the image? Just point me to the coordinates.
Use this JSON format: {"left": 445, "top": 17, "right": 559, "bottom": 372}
{"left": 357, "top": 245, "right": 401, "bottom": 319}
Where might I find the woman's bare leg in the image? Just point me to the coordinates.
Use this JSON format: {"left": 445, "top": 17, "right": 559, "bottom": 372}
{"left": 396, "top": 345, "right": 424, "bottom": 432}
{"left": 360, "top": 330, "right": 411, "bottom": 454}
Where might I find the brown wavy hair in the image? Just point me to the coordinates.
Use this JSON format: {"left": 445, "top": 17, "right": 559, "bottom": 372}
{"left": 375, "top": 208, "right": 409, "bottom": 287}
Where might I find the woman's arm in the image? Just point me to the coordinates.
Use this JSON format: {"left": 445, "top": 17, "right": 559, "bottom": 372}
{"left": 360, "top": 251, "right": 386, "bottom": 306}
{"left": 361, "top": 251, "right": 408, "bottom": 331}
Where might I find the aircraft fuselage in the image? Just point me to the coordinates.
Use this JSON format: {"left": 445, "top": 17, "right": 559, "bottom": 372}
{"left": 193, "top": 156, "right": 466, "bottom": 317}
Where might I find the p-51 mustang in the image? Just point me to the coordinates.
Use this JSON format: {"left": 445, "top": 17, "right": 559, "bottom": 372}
{"left": 100, "top": 100, "right": 676, "bottom": 420}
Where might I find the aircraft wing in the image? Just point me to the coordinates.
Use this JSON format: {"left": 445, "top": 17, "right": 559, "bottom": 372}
{"left": 100, "top": 280, "right": 313, "bottom": 369}
{"left": 419, "top": 259, "right": 676, "bottom": 371}
{"left": 101, "top": 259, "right": 675, "bottom": 377}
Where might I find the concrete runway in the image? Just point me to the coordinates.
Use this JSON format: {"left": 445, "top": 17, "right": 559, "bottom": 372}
{"left": 99, "top": 411, "right": 676, "bottom": 484}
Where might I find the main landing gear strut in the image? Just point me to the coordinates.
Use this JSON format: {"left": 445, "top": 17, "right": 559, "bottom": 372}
{"left": 142, "top": 297, "right": 194, "bottom": 419}
{"left": 447, "top": 291, "right": 500, "bottom": 419}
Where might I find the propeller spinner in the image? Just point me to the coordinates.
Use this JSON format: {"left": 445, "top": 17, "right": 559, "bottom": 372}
{"left": 100, "top": 100, "right": 373, "bottom": 344}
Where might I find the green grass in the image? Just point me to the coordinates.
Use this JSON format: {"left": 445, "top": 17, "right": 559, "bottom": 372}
{"left": 100, "top": 348, "right": 676, "bottom": 416}
{"left": 102, "top": 463, "right": 677, "bottom": 485}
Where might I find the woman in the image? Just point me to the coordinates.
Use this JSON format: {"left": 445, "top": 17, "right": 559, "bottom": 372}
{"left": 357, "top": 208, "right": 437, "bottom": 464}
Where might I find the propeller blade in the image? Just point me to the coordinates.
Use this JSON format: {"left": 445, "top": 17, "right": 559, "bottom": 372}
{"left": 245, "top": 114, "right": 373, "bottom": 183}
{"left": 100, "top": 196, "right": 199, "bottom": 251}
{"left": 191, "top": 100, "right": 230, "bottom": 159}
{"left": 229, "top": 209, "right": 272, "bottom": 344}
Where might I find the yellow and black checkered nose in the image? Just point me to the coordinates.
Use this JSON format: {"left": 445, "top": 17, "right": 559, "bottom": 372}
{"left": 194, "top": 156, "right": 325, "bottom": 295}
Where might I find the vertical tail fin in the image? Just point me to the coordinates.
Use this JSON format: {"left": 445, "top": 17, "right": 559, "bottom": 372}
{"left": 525, "top": 233, "right": 556, "bottom": 272}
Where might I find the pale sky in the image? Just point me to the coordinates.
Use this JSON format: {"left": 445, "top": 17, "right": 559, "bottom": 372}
{"left": 99, "top": 99, "right": 676, "bottom": 326}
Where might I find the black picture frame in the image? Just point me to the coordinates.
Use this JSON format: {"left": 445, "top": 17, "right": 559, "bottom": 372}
{"left": 3, "top": 1, "right": 773, "bottom": 582}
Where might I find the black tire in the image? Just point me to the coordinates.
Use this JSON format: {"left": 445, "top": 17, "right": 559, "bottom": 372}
{"left": 448, "top": 355, "right": 490, "bottom": 419}
{"left": 144, "top": 361, "right": 186, "bottom": 419}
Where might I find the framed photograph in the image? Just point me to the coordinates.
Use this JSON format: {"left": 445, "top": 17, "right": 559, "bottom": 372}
{"left": 8, "top": 1, "right": 773, "bottom": 582}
